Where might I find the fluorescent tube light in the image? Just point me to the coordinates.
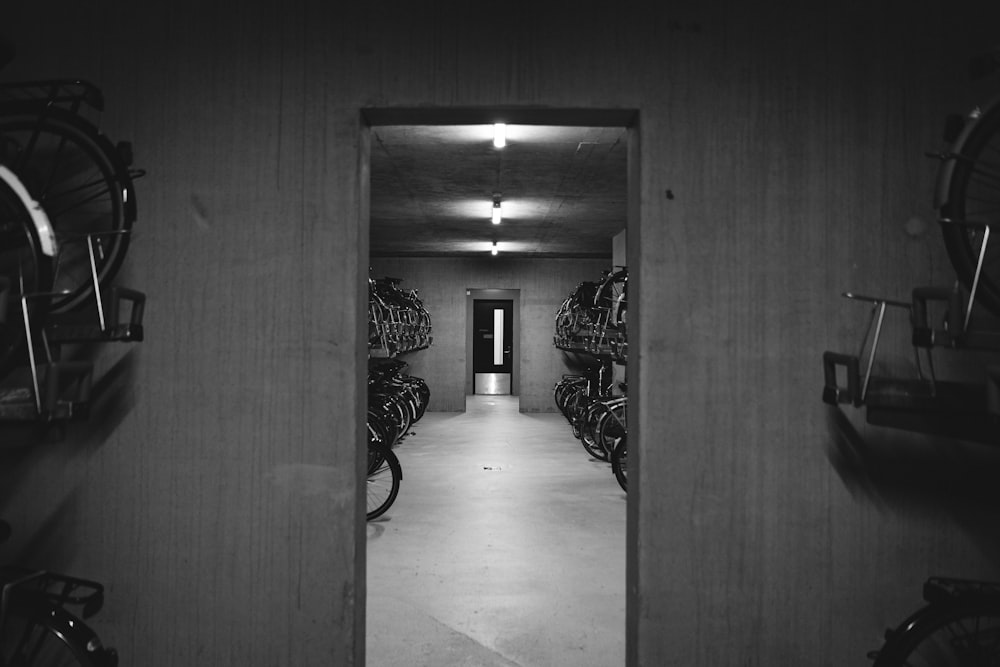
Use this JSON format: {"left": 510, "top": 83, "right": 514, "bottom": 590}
{"left": 493, "top": 123, "right": 506, "bottom": 148}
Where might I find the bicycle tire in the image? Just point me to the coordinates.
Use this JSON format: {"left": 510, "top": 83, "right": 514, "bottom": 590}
{"left": 872, "top": 599, "right": 1000, "bottom": 666}
{"left": 553, "top": 379, "right": 576, "bottom": 416}
{"left": 580, "top": 402, "right": 610, "bottom": 461}
{"left": 366, "top": 443, "right": 401, "bottom": 521}
{"left": 0, "top": 105, "right": 136, "bottom": 314}
{"left": 0, "top": 590, "right": 118, "bottom": 666}
{"left": 0, "top": 164, "right": 55, "bottom": 377}
{"left": 596, "top": 401, "right": 627, "bottom": 459}
{"left": 610, "top": 436, "right": 627, "bottom": 492}
{"left": 938, "top": 97, "right": 1000, "bottom": 316}
{"left": 555, "top": 377, "right": 587, "bottom": 417}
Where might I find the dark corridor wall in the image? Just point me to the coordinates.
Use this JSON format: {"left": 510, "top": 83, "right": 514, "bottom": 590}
{"left": 3, "top": 2, "right": 1000, "bottom": 666}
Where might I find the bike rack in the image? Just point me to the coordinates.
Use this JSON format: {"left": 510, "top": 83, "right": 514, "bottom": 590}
{"left": 823, "top": 288, "right": 1000, "bottom": 442}
{"left": 45, "top": 230, "right": 145, "bottom": 344}
{"left": 368, "top": 276, "right": 432, "bottom": 357}
{"left": 0, "top": 230, "right": 145, "bottom": 423}
{"left": 0, "top": 566, "right": 106, "bottom": 617}
{"left": 0, "top": 291, "right": 93, "bottom": 422}
{"left": 554, "top": 269, "right": 628, "bottom": 364}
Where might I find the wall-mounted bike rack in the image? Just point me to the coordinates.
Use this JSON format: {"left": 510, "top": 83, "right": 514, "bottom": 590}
{"left": 553, "top": 266, "right": 627, "bottom": 364}
{"left": 368, "top": 275, "right": 432, "bottom": 357}
{"left": 0, "top": 78, "right": 145, "bottom": 426}
{"left": 823, "top": 50, "right": 1000, "bottom": 444}
{"left": 0, "top": 233, "right": 145, "bottom": 423}
{"left": 822, "top": 283, "right": 1000, "bottom": 442}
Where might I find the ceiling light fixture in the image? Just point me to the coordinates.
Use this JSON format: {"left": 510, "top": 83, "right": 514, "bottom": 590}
{"left": 491, "top": 241, "right": 498, "bottom": 256}
{"left": 491, "top": 193, "right": 502, "bottom": 224}
{"left": 493, "top": 123, "right": 506, "bottom": 148}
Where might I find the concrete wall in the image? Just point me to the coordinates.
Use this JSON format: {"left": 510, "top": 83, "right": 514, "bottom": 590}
{"left": 369, "top": 257, "right": 610, "bottom": 412}
{"left": 613, "top": 230, "right": 626, "bottom": 269}
{"left": 2, "top": 2, "right": 1000, "bottom": 666}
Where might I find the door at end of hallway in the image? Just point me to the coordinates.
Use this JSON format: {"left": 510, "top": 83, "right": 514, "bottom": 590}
{"left": 472, "top": 299, "right": 513, "bottom": 395}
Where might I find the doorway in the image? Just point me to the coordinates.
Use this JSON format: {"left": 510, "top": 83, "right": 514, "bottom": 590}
{"left": 362, "top": 107, "right": 639, "bottom": 665}
{"left": 466, "top": 288, "right": 520, "bottom": 396}
{"left": 472, "top": 299, "right": 513, "bottom": 394}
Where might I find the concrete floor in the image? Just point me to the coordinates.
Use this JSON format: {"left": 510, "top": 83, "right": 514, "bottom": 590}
{"left": 366, "top": 395, "right": 626, "bottom": 667}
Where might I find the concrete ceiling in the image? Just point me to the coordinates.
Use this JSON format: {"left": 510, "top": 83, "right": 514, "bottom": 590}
{"left": 369, "top": 123, "right": 628, "bottom": 258}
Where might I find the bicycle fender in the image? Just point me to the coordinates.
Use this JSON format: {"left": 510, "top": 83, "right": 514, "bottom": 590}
{"left": 935, "top": 94, "right": 1000, "bottom": 210}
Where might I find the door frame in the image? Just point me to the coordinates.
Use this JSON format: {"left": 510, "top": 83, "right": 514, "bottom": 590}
{"left": 361, "top": 106, "right": 640, "bottom": 665}
{"left": 466, "top": 289, "right": 520, "bottom": 395}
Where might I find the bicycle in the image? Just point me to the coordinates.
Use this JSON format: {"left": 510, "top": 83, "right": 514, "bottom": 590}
{"left": 367, "top": 358, "right": 430, "bottom": 449}
{"left": 368, "top": 275, "right": 432, "bottom": 356}
{"left": 0, "top": 521, "right": 119, "bottom": 666}
{"left": 610, "top": 435, "right": 627, "bottom": 492}
{"left": 553, "top": 361, "right": 628, "bottom": 475}
{"left": 553, "top": 267, "right": 628, "bottom": 363}
{"left": 578, "top": 390, "right": 627, "bottom": 462}
{"left": 366, "top": 440, "right": 402, "bottom": 521}
{"left": 868, "top": 577, "right": 1000, "bottom": 666}
{"left": 553, "top": 279, "right": 600, "bottom": 350}
{"left": 557, "top": 359, "right": 615, "bottom": 440}
{"left": 1, "top": 162, "right": 144, "bottom": 422}
{"left": 932, "top": 47, "right": 1000, "bottom": 317}
{"left": 0, "top": 163, "right": 56, "bottom": 377}
{"left": 590, "top": 266, "right": 627, "bottom": 359}
{"left": 0, "top": 77, "right": 141, "bottom": 315}
{"left": 365, "top": 358, "right": 428, "bottom": 520}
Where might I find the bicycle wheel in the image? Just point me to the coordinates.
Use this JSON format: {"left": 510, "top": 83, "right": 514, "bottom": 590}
{"left": 610, "top": 436, "right": 627, "bottom": 492}
{"left": 0, "top": 593, "right": 117, "bottom": 666}
{"left": 0, "top": 105, "right": 135, "bottom": 314}
{"left": 580, "top": 402, "right": 610, "bottom": 461}
{"left": 0, "top": 164, "right": 55, "bottom": 377}
{"left": 872, "top": 600, "right": 1000, "bottom": 666}
{"left": 366, "top": 443, "right": 401, "bottom": 521}
{"left": 567, "top": 393, "right": 590, "bottom": 440}
{"left": 596, "top": 401, "right": 627, "bottom": 459}
{"left": 938, "top": 98, "right": 1000, "bottom": 316}
{"left": 553, "top": 378, "right": 577, "bottom": 416}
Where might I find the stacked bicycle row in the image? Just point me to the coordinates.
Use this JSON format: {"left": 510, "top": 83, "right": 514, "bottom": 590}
{"left": 369, "top": 275, "right": 432, "bottom": 356}
{"left": 553, "top": 358, "right": 628, "bottom": 492}
{"left": 366, "top": 358, "right": 430, "bottom": 520}
{"left": 0, "top": 78, "right": 145, "bottom": 423}
{"left": 554, "top": 266, "right": 627, "bottom": 362}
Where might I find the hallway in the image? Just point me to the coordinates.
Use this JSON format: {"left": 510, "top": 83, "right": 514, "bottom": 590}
{"left": 366, "top": 395, "right": 627, "bottom": 667}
